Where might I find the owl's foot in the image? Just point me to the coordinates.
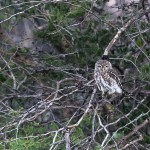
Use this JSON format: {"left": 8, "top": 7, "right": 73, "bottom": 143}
{"left": 101, "top": 92, "right": 106, "bottom": 99}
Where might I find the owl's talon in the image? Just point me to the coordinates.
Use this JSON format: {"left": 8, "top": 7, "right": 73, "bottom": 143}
{"left": 101, "top": 92, "right": 106, "bottom": 99}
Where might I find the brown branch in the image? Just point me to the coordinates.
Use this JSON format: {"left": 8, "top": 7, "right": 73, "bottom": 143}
{"left": 120, "top": 135, "right": 143, "bottom": 150}
{"left": 107, "top": 118, "right": 149, "bottom": 149}
{"left": 103, "top": 8, "right": 150, "bottom": 57}
{"left": 123, "top": 119, "right": 149, "bottom": 141}
{"left": 140, "top": 90, "right": 150, "bottom": 94}
{"left": 103, "top": 19, "right": 133, "bottom": 56}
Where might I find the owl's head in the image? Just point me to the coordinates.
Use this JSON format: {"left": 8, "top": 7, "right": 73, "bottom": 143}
{"left": 95, "top": 60, "right": 112, "bottom": 71}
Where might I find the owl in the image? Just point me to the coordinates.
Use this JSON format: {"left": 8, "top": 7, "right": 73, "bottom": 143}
{"left": 94, "top": 59, "right": 122, "bottom": 96}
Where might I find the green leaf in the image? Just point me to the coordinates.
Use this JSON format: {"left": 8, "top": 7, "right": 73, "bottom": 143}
{"left": 136, "top": 38, "right": 143, "bottom": 47}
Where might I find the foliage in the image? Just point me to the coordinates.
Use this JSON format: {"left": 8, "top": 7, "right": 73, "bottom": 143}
{"left": 0, "top": 0, "right": 150, "bottom": 150}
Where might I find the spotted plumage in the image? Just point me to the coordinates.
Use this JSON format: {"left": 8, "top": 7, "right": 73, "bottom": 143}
{"left": 94, "top": 59, "right": 122, "bottom": 95}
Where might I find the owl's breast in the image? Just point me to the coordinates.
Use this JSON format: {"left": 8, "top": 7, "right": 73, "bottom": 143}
{"left": 101, "top": 72, "right": 112, "bottom": 86}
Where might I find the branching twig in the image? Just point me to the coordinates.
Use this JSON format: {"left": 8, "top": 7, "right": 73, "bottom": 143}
{"left": 67, "top": 87, "right": 96, "bottom": 128}
{"left": 103, "top": 8, "right": 150, "bottom": 56}
{"left": 0, "top": 55, "right": 17, "bottom": 89}
{"left": 96, "top": 111, "right": 110, "bottom": 148}
{"left": 120, "top": 135, "right": 143, "bottom": 150}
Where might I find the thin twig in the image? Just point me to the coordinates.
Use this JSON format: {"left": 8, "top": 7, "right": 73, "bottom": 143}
{"left": 103, "top": 8, "right": 150, "bottom": 56}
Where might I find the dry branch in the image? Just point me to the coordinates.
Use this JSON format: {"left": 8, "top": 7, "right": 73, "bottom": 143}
{"left": 103, "top": 8, "right": 150, "bottom": 57}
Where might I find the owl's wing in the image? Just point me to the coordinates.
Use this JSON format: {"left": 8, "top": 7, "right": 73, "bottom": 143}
{"left": 108, "top": 69, "right": 122, "bottom": 87}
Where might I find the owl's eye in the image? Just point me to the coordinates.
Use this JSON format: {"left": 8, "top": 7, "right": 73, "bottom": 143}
{"left": 105, "top": 65, "right": 108, "bottom": 68}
